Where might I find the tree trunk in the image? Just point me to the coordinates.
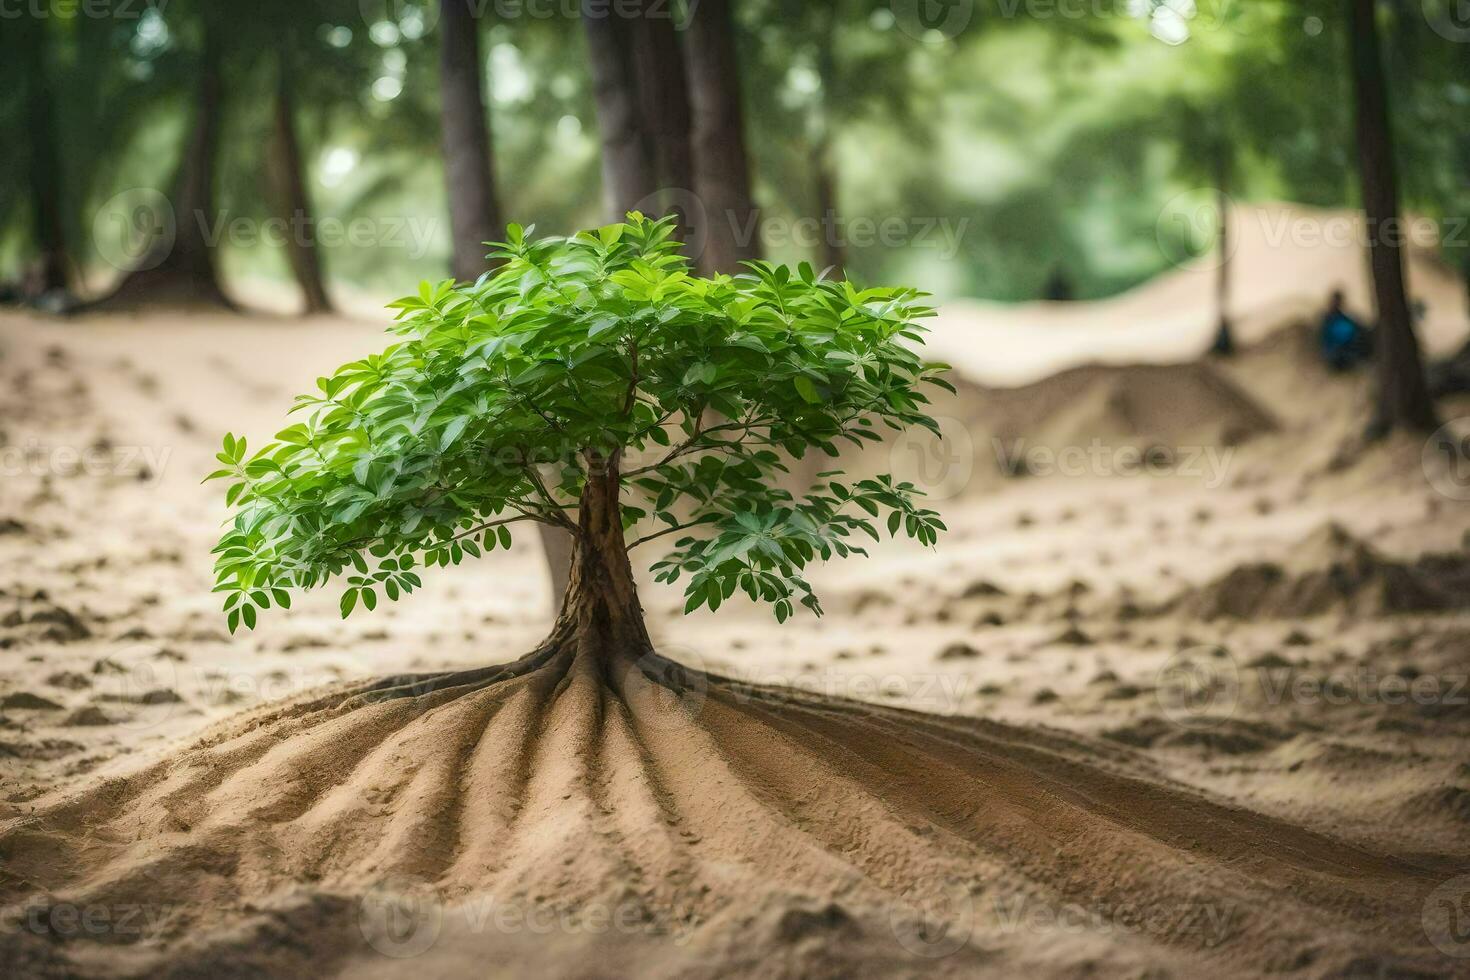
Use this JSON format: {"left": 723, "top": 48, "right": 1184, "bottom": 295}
{"left": 1347, "top": 0, "right": 1437, "bottom": 434}
{"left": 583, "top": 0, "right": 658, "bottom": 219}
{"left": 443, "top": 0, "right": 571, "bottom": 613}
{"left": 439, "top": 0, "right": 501, "bottom": 284}
{"left": 22, "top": 19, "right": 67, "bottom": 295}
{"left": 812, "top": 7, "right": 844, "bottom": 277}
{"left": 1462, "top": 254, "right": 1470, "bottom": 321}
{"left": 538, "top": 524, "right": 575, "bottom": 619}
{"left": 629, "top": 2, "right": 693, "bottom": 236}
{"left": 87, "top": 25, "right": 230, "bottom": 311}
{"left": 812, "top": 155, "right": 845, "bottom": 277}
{"left": 1212, "top": 136, "right": 1234, "bottom": 356}
{"left": 268, "top": 46, "right": 332, "bottom": 315}
{"left": 683, "top": 0, "right": 759, "bottom": 275}
{"left": 554, "top": 451, "right": 650, "bottom": 656}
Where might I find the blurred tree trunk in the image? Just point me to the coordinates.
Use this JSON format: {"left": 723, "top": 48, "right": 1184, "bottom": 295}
{"left": 268, "top": 44, "right": 332, "bottom": 315}
{"left": 683, "top": 0, "right": 759, "bottom": 275}
{"left": 574, "top": 0, "right": 670, "bottom": 617}
{"left": 812, "top": 160, "right": 844, "bottom": 275}
{"left": 812, "top": 5, "right": 844, "bottom": 277}
{"left": 583, "top": 0, "right": 657, "bottom": 219}
{"left": 439, "top": 0, "right": 501, "bottom": 284}
{"left": 22, "top": 19, "right": 68, "bottom": 295}
{"left": 1462, "top": 254, "right": 1470, "bottom": 320}
{"left": 629, "top": 4, "right": 693, "bottom": 237}
{"left": 444, "top": 0, "right": 564, "bottom": 610}
{"left": 1347, "top": 0, "right": 1436, "bottom": 434}
{"left": 87, "top": 25, "right": 230, "bottom": 311}
{"left": 1211, "top": 135, "right": 1233, "bottom": 356}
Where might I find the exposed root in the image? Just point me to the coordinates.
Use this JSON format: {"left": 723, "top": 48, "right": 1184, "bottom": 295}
{"left": 0, "top": 640, "right": 1454, "bottom": 977}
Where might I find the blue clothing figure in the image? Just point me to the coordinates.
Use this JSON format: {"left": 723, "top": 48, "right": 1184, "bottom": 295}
{"left": 1319, "top": 291, "right": 1371, "bottom": 371}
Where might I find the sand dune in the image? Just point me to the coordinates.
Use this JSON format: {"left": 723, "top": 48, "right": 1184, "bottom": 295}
{"left": 927, "top": 202, "right": 1468, "bottom": 386}
{"left": 1169, "top": 522, "right": 1470, "bottom": 620}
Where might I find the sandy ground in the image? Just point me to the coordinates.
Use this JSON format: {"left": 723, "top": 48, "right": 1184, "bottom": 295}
{"left": 2, "top": 213, "right": 1470, "bottom": 977}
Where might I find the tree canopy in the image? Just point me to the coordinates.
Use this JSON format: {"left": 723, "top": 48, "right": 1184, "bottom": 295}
{"left": 209, "top": 212, "right": 949, "bottom": 631}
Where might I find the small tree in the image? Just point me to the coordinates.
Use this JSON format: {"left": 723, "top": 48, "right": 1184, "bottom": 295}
{"left": 208, "top": 213, "right": 948, "bottom": 660}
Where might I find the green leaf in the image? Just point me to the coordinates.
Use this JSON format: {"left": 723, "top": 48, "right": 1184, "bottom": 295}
{"left": 587, "top": 315, "right": 621, "bottom": 339}
{"left": 204, "top": 215, "right": 945, "bottom": 634}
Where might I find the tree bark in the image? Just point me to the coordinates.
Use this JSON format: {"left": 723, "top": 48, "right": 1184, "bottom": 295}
{"left": 812, "top": 156, "right": 845, "bottom": 277}
{"left": 268, "top": 46, "right": 332, "bottom": 315}
{"left": 538, "top": 524, "right": 575, "bottom": 619}
{"left": 583, "top": 0, "right": 658, "bottom": 219}
{"left": 812, "top": 6, "right": 844, "bottom": 277}
{"left": 1347, "top": 0, "right": 1437, "bottom": 434}
{"left": 22, "top": 19, "right": 67, "bottom": 295}
{"left": 554, "top": 450, "right": 650, "bottom": 655}
{"left": 439, "top": 0, "right": 501, "bottom": 284}
{"left": 683, "top": 0, "right": 759, "bottom": 275}
{"left": 628, "top": 1, "right": 693, "bottom": 236}
{"left": 87, "top": 24, "right": 230, "bottom": 311}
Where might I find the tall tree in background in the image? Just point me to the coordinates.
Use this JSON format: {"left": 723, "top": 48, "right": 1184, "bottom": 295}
{"left": 811, "top": 0, "right": 844, "bottom": 276}
{"left": 582, "top": 1, "right": 657, "bottom": 219}
{"left": 1346, "top": 0, "right": 1436, "bottom": 434}
{"left": 267, "top": 39, "right": 332, "bottom": 314}
{"left": 439, "top": 0, "right": 502, "bottom": 284}
{"left": 1211, "top": 127, "right": 1234, "bottom": 355}
{"left": 683, "top": 0, "right": 760, "bottom": 275}
{"left": 20, "top": 17, "right": 68, "bottom": 296}
{"left": 570, "top": 0, "right": 674, "bottom": 614}
{"left": 441, "top": 0, "right": 570, "bottom": 610}
{"left": 90, "top": 22, "right": 230, "bottom": 311}
{"left": 629, "top": 3, "right": 693, "bottom": 235}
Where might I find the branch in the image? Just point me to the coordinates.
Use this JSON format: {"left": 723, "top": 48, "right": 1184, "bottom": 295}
{"left": 622, "top": 338, "right": 639, "bottom": 417}
{"left": 624, "top": 411, "right": 775, "bottom": 476}
{"left": 519, "top": 462, "right": 580, "bottom": 532}
{"left": 447, "top": 513, "right": 546, "bottom": 544}
{"left": 628, "top": 516, "right": 717, "bottom": 549}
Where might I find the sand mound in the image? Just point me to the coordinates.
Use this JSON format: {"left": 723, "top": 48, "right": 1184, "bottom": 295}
{"left": 1175, "top": 523, "right": 1470, "bottom": 620}
{"left": 0, "top": 643, "right": 1447, "bottom": 977}
{"left": 926, "top": 202, "right": 1469, "bottom": 388}
{"left": 979, "top": 361, "right": 1278, "bottom": 471}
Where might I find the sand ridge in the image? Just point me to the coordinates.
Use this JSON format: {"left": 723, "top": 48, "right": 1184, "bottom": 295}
{"left": 0, "top": 640, "right": 1453, "bottom": 977}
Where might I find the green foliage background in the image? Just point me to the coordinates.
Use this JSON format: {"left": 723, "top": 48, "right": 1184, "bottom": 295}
{"left": 2, "top": 0, "right": 1466, "bottom": 302}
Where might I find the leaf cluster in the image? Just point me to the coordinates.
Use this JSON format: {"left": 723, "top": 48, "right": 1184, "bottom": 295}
{"left": 208, "top": 212, "right": 949, "bottom": 630}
